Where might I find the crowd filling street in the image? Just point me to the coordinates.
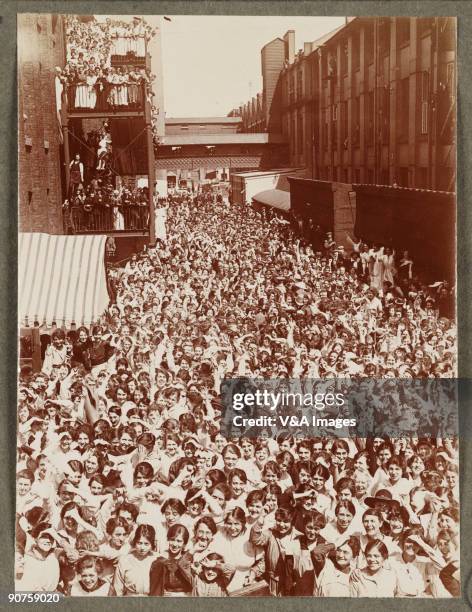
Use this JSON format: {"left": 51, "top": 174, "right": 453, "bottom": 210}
{"left": 16, "top": 193, "right": 459, "bottom": 597}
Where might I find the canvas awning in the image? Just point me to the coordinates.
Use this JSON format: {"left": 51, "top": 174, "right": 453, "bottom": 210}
{"left": 19, "top": 233, "right": 109, "bottom": 327}
{"left": 252, "top": 189, "right": 291, "bottom": 212}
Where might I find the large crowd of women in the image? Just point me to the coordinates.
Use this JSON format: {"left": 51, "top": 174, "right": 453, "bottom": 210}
{"left": 56, "top": 16, "right": 156, "bottom": 112}
{"left": 16, "top": 196, "right": 459, "bottom": 597}
{"left": 65, "top": 15, "right": 155, "bottom": 65}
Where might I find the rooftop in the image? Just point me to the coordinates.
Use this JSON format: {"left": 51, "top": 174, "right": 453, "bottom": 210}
{"left": 287, "top": 176, "right": 455, "bottom": 196}
{"left": 233, "top": 167, "right": 304, "bottom": 178}
{"left": 309, "top": 22, "right": 347, "bottom": 51}
{"left": 160, "top": 133, "right": 286, "bottom": 146}
{"left": 252, "top": 188, "right": 291, "bottom": 212}
{"left": 165, "top": 117, "right": 242, "bottom": 125}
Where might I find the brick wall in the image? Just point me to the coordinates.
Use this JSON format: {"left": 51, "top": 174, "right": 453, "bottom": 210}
{"left": 18, "top": 14, "right": 66, "bottom": 234}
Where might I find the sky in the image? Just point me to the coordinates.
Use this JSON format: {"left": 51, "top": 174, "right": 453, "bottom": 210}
{"left": 159, "top": 16, "right": 346, "bottom": 118}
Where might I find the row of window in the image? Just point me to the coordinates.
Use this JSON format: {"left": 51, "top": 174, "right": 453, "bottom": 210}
{"left": 286, "top": 66, "right": 455, "bottom": 158}
{"left": 285, "top": 106, "right": 453, "bottom": 189}
{"left": 323, "top": 18, "right": 433, "bottom": 79}
{"left": 317, "top": 72, "right": 434, "bottom": 150}
{"left": 317, "top": 166, "right": 431, "bottom": 189}
{"left": 282, "top": 18, "right": 454, "bottom": 118}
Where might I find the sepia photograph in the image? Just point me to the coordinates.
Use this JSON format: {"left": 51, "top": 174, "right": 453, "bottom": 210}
{"left": 16, "top": 14, "right": 458, "bottom": 598}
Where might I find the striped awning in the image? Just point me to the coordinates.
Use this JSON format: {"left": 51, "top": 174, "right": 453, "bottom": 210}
{"left": 252, "top": 189, "right": 291, "bottom": 212}
{"left": 19, "top": 233, "right": 109, "bottom": 327}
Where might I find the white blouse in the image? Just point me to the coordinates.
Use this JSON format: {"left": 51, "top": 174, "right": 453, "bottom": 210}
{"left": 16, "top": 549, "right": 60, "bottom": 592}
{"left": 315, "top": 559, "right": 352, "bottom": 597}
{"left": 113, "top": 552, "right": 156, "bottom": 596}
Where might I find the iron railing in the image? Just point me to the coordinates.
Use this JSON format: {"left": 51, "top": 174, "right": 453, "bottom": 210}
{"left": 66, "top": 82, "right": 145, "bottom": 113}
{"left": 68, "top": 205, "right": 149, "bottom": 233}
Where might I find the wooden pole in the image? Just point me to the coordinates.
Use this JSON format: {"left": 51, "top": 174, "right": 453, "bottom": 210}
{"left": 61, "top": 96, "right": 70, "bottom": 195}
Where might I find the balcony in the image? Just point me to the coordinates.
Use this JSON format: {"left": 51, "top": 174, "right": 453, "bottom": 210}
{"left": 67, "top": 204, "right": 149, "bottom": 235}
{"left": 65, "top": 83, "right": 146, "bottom": 116}
{"left": 110, "top": 35, "right": 147, "bottom": 63}
{"left": 111, "top": 55, "right": 147, "bottom": 69}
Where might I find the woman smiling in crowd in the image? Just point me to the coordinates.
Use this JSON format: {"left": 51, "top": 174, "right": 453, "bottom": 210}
{"left": 17, "top": 158, "right": 458, "bottom": 596}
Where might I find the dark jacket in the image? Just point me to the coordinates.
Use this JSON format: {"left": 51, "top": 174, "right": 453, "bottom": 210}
{"left": 89, "top": 340, "right": 114, "bottom": 367}
{"left": 72, "top": 338, "right": 92, "bottom": 369}
{"left": 149, "top": 553, "right": 193, "bottom": 596}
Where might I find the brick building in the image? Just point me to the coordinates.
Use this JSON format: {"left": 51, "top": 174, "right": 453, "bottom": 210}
{"left": 235, "top": 17, "right": 456, "bottom": 192}
{"left": 228, "top": 94, "right": 264, "bottom": 132}
{"left": 157, "top": 116, "right": 288, "bottom": 191}
{"left": 18, "top": 14, "right": 67, "bottom": 233}
{"left": 18, "top": 14, "right": 163, "bottom": 245}
{"left": 228, "top": 31, "right": 296, "bottom": 134}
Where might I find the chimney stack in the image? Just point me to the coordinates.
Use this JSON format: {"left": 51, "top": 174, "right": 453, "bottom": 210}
{"left": 304, "top": 41, "right": 313, "bottom": 56}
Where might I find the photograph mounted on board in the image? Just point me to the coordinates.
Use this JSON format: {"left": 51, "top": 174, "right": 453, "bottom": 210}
{"left": 16, "top": 14, "right": 458, "bottom": 598}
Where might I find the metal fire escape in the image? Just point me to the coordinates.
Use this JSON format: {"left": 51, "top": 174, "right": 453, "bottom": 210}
{"left": 60, "top": 19, "right": 156, "bottom": 243}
